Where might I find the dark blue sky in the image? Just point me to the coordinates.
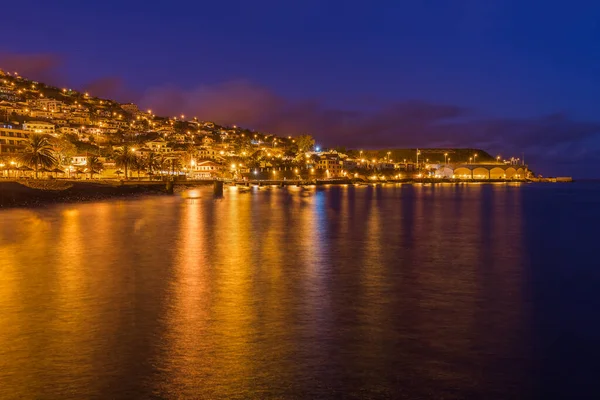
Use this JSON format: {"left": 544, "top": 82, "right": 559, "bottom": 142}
{"left": 1, "top": 0, "right": 600, "bottom": 177}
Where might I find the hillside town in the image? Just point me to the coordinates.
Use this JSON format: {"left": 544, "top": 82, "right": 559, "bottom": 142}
{"left": 0, "top": 69, "right": 532, "bottom": 181}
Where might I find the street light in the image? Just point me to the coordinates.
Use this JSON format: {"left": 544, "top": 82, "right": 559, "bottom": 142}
{"left": 474, "top": 153, "right": 478, "bottom": 163}
{"left": 444, "top": 153, "right": 448, "bottom": 165}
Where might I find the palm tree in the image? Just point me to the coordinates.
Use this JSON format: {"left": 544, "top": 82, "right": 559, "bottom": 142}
{"left": 114, "top": 144, "right": 135, "bottom": 179}
{"left": 86, "top": 155, "right": 103, "bottom": 179}
{"left": 145, "top": 152, "right": 161, "bottom": 178}
{"left": 131, "top": 156, "right": 145, "bottom": 180}
{"left": 159, "top": 154, "right": 172, "bottom": 177}
{"left": 19, "top": 134, "right": 57, "bottom": 179}
{"left": 165, "top": 156, "right": 181, "bottom": 176}
{"left": 182, "top": 144, "right": 196, "bottom": 167}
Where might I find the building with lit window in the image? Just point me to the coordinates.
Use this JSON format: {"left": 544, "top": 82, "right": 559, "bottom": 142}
{"left": 315, "top": 152, "right": 344, "bottom": 176}
{"left": 23, "top": 121, "right": 55, "bottom": 135}
{"left": 31, "top": 98, "right": 64, "bottom": 113}
{"left": 189, "top": 160, "right": 221, "bottom": 179}
{"left": 144, "top": 138, "right": 171, "bottom": 153}
{"left": 0, "top": 125, "right": 30, "bottom": 154}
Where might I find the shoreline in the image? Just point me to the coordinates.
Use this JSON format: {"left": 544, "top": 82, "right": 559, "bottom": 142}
{"left": 0, "top": 180, "right": 172, "bottom": 208}
{"left": 0, "top": 178, "right": 573, "bottom": 208}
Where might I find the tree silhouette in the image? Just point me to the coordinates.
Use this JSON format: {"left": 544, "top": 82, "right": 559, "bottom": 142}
{"left": 114, "top": 144, "right": 135, "bottom": 179}
{"left": 86, "top": 155, "right": 103, "bottom": 179}
{"left": 18, "top": 134, "right": 57, "bottom": 179}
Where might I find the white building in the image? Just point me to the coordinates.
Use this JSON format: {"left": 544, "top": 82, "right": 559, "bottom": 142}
{"left": 197, "top": 146, "right": 226, "bottom": 161}
{"left": 0, "top": 125, "right": 30, "bottom": 154}
{"left": 71, "top": 154, "right": 104, "bottom": 167}
{"left": 23, "top": 121, "right": 55, "bottom": 135}
{"left": 189, "top": 160, "right": 221, "bottom": 179}
{"left": 33, "top": 98, "right": 64, "bottom": 113}
{"left": 144, "top": 138, "right": 171, "bottom": 153}
{"left": 29, "top": 109, "right": 54, "bottom": 119}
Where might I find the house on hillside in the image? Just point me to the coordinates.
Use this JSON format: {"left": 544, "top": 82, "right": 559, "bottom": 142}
{"left": 120, "top": 103, "right": 139, "bottom": 114}
{"left": 201, "top": 135, "right": 215, "bottom": 145}
{"left": 196, "top": 145, "right": 225, "bottom": 162}
{"left": 7, "top": 106, "right": 29, "bottom": 116}
{"left": 173, "top": 133, "right": 187, "bottom": 143}
{"left": 144, "top": 138, "right": 171, "bottom": 153}
{"left": 315, "top": 151, "right": 343, "bottom": 176}
{"left": 23, "top": 121, "right": 55, "bottom": 135}
{"left": 189, "top": 160, "right": 221, "bottom": 179}
{"left": 58, "top": 126, "right": 81, "bottom": 135}
{"left": 68, "top": 112, "right": 92, "bottom": 125}
{"left": 31, "top": 98, "right": 64, "bottom": 113}
{"left": 71, "top": 154, "right": 95, "bottom": 166}
{"left": 29, "top": 109, "right": 54, "bottom": 119}
{"left": 0, "top": 125, "right": 30, "bottom": 154}
{"left": 0, "top": 85, "right": 19, "bottom": 102}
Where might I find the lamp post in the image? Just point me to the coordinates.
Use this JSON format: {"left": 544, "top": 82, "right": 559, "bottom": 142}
{"left": 444, "top": 153, "right": 448, "bottom": 165}
{"left": 474, "top": 153, "right": 478, "bottom": 164}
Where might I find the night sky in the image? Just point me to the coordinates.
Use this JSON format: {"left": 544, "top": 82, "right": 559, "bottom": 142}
{"left": 1, "top": 0, "right": 599, "bottom": 177}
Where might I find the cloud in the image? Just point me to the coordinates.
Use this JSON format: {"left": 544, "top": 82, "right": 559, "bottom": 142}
{"left": 0, "top": 51, "right": 64, "bottom": 84}
{"left": 141, "top": 80, "right": 281, "bottom": 123}
{"left": 81, "top": 76, "right": 138, "bottom": 103}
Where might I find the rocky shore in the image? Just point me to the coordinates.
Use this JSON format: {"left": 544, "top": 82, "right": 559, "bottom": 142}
{"left": 0, "top": 180, "right": 171, "bottom": 208}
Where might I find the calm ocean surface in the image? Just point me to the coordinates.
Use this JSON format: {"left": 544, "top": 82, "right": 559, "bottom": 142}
{"left": 1, "top": 183, "right": 599, "bottom": 399}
